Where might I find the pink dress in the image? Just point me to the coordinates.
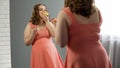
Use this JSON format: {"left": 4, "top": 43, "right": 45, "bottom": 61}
{"left": 63, "top": 8, "right": 112, "bottom": 68}
{"left": 29, "top": 23, "right": 63, "bottom": 68}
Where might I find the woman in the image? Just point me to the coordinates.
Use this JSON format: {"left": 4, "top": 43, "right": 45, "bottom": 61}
{"left": 24, "top": 3, "right": 63, "bottom": 68}
{"left": 55, "top": 0, "right": 112, "bottom": 68}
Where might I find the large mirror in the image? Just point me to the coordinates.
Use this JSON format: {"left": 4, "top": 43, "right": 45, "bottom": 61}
{"left": 10, "top": 0, "right": 120, "bottom": 68}
{"left": 10, "top": 0, "right": 65, "bottom": 68}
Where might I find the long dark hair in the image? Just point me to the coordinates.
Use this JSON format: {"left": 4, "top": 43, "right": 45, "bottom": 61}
{"left": 65, "top": 0, "right": 95, "bottom": 18}
{"left": 29, "top": 3, "right": 46, "bottom": 25}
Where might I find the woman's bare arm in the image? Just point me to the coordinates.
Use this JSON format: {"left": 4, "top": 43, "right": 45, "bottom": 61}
{"left": 45, "top": 21, "right": 55, "bottom": 37}
{"left": 24, "top": 24, "right": 37, "bottom": 46}
{"left": 55, "top": 10, "right": 68, "bottom": 48}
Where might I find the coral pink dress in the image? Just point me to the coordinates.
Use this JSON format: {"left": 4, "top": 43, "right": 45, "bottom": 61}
{"left": 63, "top": 8, "right": 112, "bottom": 68}
{"left": 29, "top": 23, "right": 63, "bottom": 68}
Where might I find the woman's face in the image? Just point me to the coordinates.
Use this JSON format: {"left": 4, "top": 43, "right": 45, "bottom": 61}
{"left": 38, "top": 5, "right": 47, "bottom": 17}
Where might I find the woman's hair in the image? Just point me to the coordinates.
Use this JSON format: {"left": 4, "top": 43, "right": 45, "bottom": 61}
{"left": 65, "top": 0, "right": 95, "bottom": 18}
{"left": 29, "top": 3, "right": 46, "bottom": 25}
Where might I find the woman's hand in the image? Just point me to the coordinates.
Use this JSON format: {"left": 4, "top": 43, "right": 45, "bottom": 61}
{"left": 51, "top": 18, "right": 57, "bottom": 23}
{"left": 51, "top": 18, "right": 57, "bottom": 26}
{"left": 31, "top": 27, "right": 37, "bottom": 35}
{"left": 41, "top": 11, "right": 50, "bottom": 22}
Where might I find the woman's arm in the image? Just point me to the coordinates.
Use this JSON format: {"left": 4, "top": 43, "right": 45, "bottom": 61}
{"left": 24, "top": 24, "right": 37, "bottom": 46}
{"left": 45, "top": 20, "right": 55, "bottom": 37}
{"left": 55, "top": 10, "right": 68, "bottom": 48}
{"left": 41, "top": 12, "right": 55, "bottom": 37}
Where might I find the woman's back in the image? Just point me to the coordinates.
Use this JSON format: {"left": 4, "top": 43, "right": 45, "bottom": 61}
{"left": 63, "top": 7, "right": 101, "bottom": 44}
{"left": 65, "top": 7, "right": 100, "bottom": 25}
{"left": 62, "top": 7, "right": 112, "bottom": 68}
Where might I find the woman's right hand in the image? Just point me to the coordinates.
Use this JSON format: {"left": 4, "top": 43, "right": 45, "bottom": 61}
{"left": 31, "top": 27, "right": 37, "bottom": 35}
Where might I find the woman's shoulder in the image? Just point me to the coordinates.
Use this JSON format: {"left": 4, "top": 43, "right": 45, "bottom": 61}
{"left": 28, "top": 22, "right": 36, "bottom": 28}
{"left": 57, "top": 8, "right": 68, "bottom": 20}
{"left": 94, "top": 6, "right": 101, "bottom": 14}
{"left": 57, "top": 7, "right": 72, "bottom": 26}
{"left": 58, "top": 7, "right": 73, "bottom": 19}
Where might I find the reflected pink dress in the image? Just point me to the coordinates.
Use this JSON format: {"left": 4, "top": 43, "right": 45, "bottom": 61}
{"left": 29, "top": 23, "right": 63, "bottom": 68}
{"left": 63, "top": 8, "right": 112, "bottom": 68}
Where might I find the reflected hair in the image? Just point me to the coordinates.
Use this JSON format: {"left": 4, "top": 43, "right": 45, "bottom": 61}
{"left": 29, "top": 3, "right": 46, "bottom": 25}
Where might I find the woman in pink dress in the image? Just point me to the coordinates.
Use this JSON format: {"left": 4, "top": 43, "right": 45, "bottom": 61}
{"left": 24, "top": 3, "right": 63, "bottom": 68}
{"left": 55, "top": 0, "right": 112, "bottom": 68}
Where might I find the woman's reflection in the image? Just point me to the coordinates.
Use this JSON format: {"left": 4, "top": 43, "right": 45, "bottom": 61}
{"left": 24, "top": 3, "right": 63, "bottom": 68}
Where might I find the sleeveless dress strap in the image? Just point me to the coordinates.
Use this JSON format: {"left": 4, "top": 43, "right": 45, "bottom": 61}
{"left": 62, "top": 8, "right": 77, "bottom": 24}
{"left": 98, "top": 10, "right": 103, "bottom": 25}
{"left": 29, "top": 22, "right": 37, "bottom": 28}
{"left": 63, "top": 8, "right": 103, "bottom": 26}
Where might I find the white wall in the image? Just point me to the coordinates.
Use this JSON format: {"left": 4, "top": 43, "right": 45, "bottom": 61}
{"left": 0, "top": 0, "right": 11, "bottom": 68}
{"left": 95, "top": 0, "right": 120, "bottom": 36}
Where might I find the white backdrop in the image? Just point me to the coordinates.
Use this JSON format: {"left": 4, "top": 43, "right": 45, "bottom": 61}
{"left": 95, "top": 0, "right": 120, "bottom": 36}
{"left": 96, "top": 1, "right": 120, "bottom": 68}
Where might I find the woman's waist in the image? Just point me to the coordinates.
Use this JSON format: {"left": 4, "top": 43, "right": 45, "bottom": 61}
{"left": 68, "top": 39, "right": 100, "bottom": 44}
{"left": 33, "top": 38, "right": 51, "bottom": 43}
{"left": 32, "top": 41, "right": 55, "bottom": 50}
{"left": 68, "top": 41, "right": 102, "bottom": 50}
{"left": 67, "top": 42, "right": 106, "bottom": 56}
{"left": 32, "top": 38, "right": 53, "bottom": 46}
